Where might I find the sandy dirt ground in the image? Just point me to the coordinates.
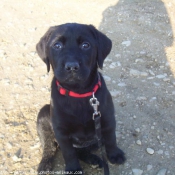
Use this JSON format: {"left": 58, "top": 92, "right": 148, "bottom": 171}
{"left": 0, "top": 0, "right": 175, "bottom": 175}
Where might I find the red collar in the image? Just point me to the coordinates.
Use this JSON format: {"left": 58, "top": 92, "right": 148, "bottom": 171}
{"left": 56, "top": 75, "right": 101, "bottom": 98}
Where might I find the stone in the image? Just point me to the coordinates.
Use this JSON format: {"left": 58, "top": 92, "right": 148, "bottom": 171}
{"left": 156, "top": 74, "right": 167, "bottom": 79}
{"left": 136, "top": 140, "right": 142, "bottom": 145}
{"left": 130, "top": 69, "right": 140, "bottom": 76}
{"left": 146, "top": 148, "right": 154, "bottom": 155}
{"left": 110, "top": 90, "right": 121, "bottom": 98}
{"left": 118, "top": 82, "right": 126, "bottom": 87}
{"left": 156, "top": 169, "right": 167, "bottom": 175}
{"left": 140, "top": 72, "right": 148, "bottom": 76}
{"left": 122, "top": 40, "right": 131, "bottom": 47}
{"left": 157, "top": 150, "right": 163, "bottom": 155}
{"left": 147, "top": 165, "right": 153, "bottom": 171}
{"left": 109, "top": 62, "right": 121, "bottom": 68}
{"left": 135, "top": 128, "right": 140, "bottom": 133}
{"left": 135, "top": 59, "right": 144, "bottom": 63}
{"left": 103, "top": 75, "right": 111, "bottom": 81}
{"left": 132, "top": 169, "right": 143, "bottom": 175}
{"left": 149, "top": 70, "right": 155, "bottom": 76}
{"left": 12, "top": 155, "right": 22, "bottom": 162}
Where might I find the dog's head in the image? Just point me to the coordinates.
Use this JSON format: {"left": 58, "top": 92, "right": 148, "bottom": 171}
{"left": 36, "top": 23, "right": 112, "bottom": 86}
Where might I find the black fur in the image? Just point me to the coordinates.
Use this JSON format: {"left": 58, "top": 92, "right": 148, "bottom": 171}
{"left": 36, "top": 23, "right": 126, "bottom": 174}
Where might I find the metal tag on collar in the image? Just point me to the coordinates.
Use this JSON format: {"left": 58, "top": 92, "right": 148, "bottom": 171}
{"left": 89, "top": 92, "right": 101, "bottom": 120}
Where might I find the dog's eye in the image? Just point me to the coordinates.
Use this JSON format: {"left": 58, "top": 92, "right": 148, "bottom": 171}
{"left": 53, "top": 42, "right": 63, "bottom": 50}
{"left": 81, "top": 42, "right": 90, "bottom": 50}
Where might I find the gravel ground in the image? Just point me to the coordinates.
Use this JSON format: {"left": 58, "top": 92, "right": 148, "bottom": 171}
{"left": 0, "top": 0, "right": 175, "bottom": 175}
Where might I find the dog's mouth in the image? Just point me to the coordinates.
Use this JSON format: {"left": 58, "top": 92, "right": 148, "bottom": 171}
{"left": 55, "top": 70, "right": 87, "bottom": 85}
{"left": 65, "top": 72, "right": 83, "bottom": 82}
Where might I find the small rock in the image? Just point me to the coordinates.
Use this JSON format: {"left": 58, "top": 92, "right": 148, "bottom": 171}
{"left": 169, "top": 146, "right": 174, "bottom": 150}
{"left": 130, "top": 69, "right": 140, "bottom": 76}
{"left": 163, "top": 78, "right": 170, "bottom": 82}
{"left": 147, "top": 165, "right": 153, "bottom": 171}
{"left": 156, "top": 74, "right": 167, "bottom": 79}
{"left": 147, "top": 77, "right": 154, "bottom": 80}
{"left": 135, "top": 59, "right": 144, "bottom": 63}
{"left": 140, "top": 72, "right": 148, "bottom": 77}
{"left": 122, "top": 40, "right": 131, "bottom": 47}
{"left": 115, "top": 54, "right": 121, "bottom": 58}
{"left": 136, "top": 140, "right": 142, "bottom": 145}
{"left": 105, "top": 57, "right": 112, "bottom": 62}
{"left": 118, "top": 82, "right": 126, "bottom": 87}
{"left": 149, "top": 70, "right": 155, "bottom": 76}
{"left": 132, "top": 169, "right": 143, "bottom": 175}
{"left": 12, "top": 155, "right": 22, "bottom": 162}
{"left": 135, "top": 128, "right": 140, "bottom": 133}
{"left": 146, "top": 148, "right": 154, "bottom": 155}
{"left": 6, "top": 142, "right": 12, "bottom": 149}
{"left": 109, "top": 62, "right": 121, "bottom": 68}
{"left": 136, "top": 97, "right": 147, "bottom": 101}
{"left": 153, "top": 82, "right": 160, "bottom": 86}
{"left": 133, "top": 115, "right": 137, "bottom": 119}
{"left": 91, "top": 165, "right": 99, "bottom": 169}
{"left": 151, "top": 126, "right": 155, "bottom": 130}
{"left": 103, "top": 75, "right": 111, "bottom": 81}
{"left": 110, "top": 90, "right": 121, "bottom": 97}
{"left": 156, "top": 169, "right": 167, "bottom": 175}
{"left": 157, "top": 150, "right": 163, "bottom": 155}
{"left": 140, "top": 51, "right": 146, "bottom": 55}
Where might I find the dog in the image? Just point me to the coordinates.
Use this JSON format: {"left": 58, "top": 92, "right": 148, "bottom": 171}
{"left": 36, "top": 23, "right": 126, "bottom": 174}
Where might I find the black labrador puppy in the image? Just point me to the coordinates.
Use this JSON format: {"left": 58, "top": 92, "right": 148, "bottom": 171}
{"left": 36, "top": 23, "right": 125, "bottom": 174}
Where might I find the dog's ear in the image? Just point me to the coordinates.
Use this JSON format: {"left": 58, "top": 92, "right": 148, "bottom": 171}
{"left": 36, "top": 27, "right": 56, "bottom": 72}
{"left": 89, "top": 25, "right": 112, "bottom": 69}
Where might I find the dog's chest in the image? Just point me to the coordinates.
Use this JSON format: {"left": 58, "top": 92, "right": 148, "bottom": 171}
{"left": 70, "top": 120, "right": 97, "bottom": 148}
{"left": 66, "top": 98, "right": 94, "bottom": 121}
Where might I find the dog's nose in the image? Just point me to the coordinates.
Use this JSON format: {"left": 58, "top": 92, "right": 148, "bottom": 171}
{"left": 65, "top": 62, "right": 80, "bottom": 72}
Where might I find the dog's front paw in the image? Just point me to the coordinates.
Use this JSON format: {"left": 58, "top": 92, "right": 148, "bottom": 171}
{"left": 107, "top": 147, "right": 126, "bottom": 165}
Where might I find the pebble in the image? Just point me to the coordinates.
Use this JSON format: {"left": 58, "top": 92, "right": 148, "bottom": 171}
{"left": 118, "top": 82, "right": 126, "bottom": 87}
{"left": 157, "top": 150, "right": 163, "bottom": 155}
{"left": 136, "top": 97, "right": 147, "bottom": 101}
{"left": 146, "top": 148, "right": 154, "bottom": 155}
{"left": 136, "top": 140, "right": 142, "bottom": 145}
{"left": 105, "top": 57, "right": 112, "bottom": 62}
{"left": 149, "top": 70, "right": 155, "bottom": 76}
{"left": 156, "top": 169, "right": 167, "bottom": 175}
{"left": 140, "top": 51, "right": 146, "bottom": 55}
{"left": 12, "top": 155, "right": 22, "bottom": 162}
{"left": 122, "top": 40, "right": 131, "bottom": 47}
{"left": 135, "top": 59, "right": 144, "bottom": 63}
{"left": 130, "top": 69, "right": 148, "bottom": 77}
{"left": 140, "top": 72, "right": 148, "bottom": 76}
{"left": 147, "top": 165, "right": 153, "bottom": 171}
{"left": 135, "top": 128, "right": 140, "bottom": 133}
{"left": 133, "top": 115, "right": 137, "bottom": 119}
{"left": 163, "top": 78, "right": 170, "bottom": 82}
{"left": 156, "top": 74, "right": 167, "bottom": 79}
{"left": 130, "top": 69, "right": 140, "bottom": 76}
{"left": 109, "top": 62, "right": 121, "bottom": 68}
{"left": 6, "top": 142, "right": 13, "bottom": 149}
{"left": 110, "top": 90, "right": 121, "bottom": 97}
{"left": 103, "top": 75, "right": 111, "bottom": 81}
{"left": 115, "top": 54, "right": 121, "bottom": 58}
{"left": 132, "top": 169, "right": 143, "bottom": 175}
{"left": 153, "top": 82, "right": 160, "bottom": 86}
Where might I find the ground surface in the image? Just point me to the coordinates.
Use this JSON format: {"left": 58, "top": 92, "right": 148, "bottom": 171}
{"left": 0, "top": 0, "right": 175, "bottom": 175}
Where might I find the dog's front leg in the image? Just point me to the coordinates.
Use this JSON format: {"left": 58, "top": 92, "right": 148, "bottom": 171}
{"left": 54, "top": 129, "right": 83, "bottom": 174}
{"left": 102, "top": 124, "right": 126, "bottom": 165}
